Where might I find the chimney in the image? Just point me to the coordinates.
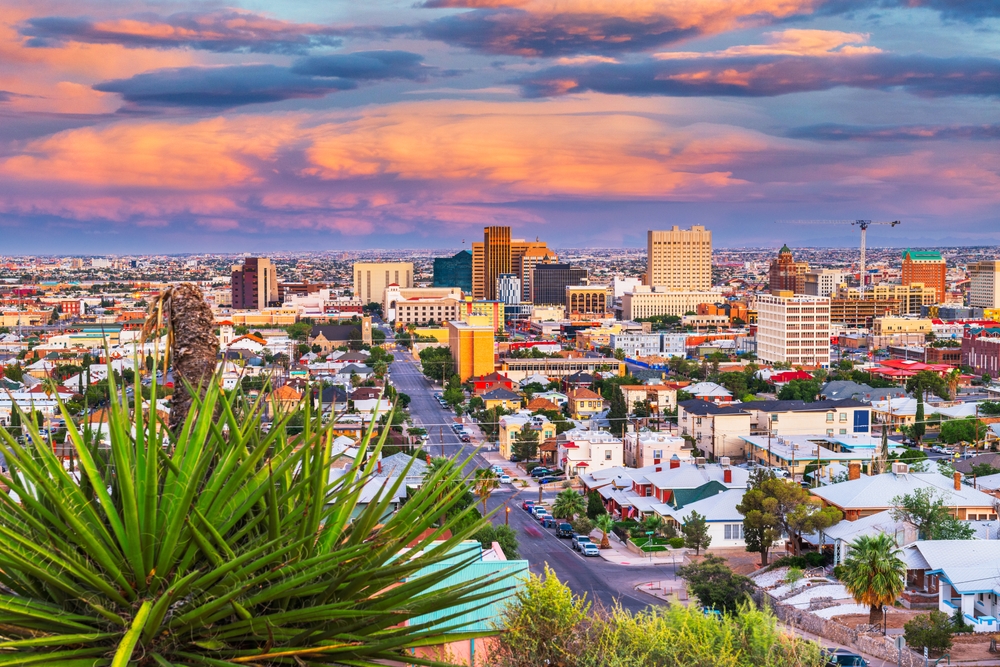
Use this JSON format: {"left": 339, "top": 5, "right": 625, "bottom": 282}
{"left": 724, "top": 468, "right": 732, "bottom": 484}
{"left": 669, "top": 454, "right": 681, "bottom": 469}
{"left": 954, "top": 471, "right": 962, "bottom": 491}
{"left": 848, "top": 462, "right": 861, "bottom": 481}
{"left": 377, "top": 460, "right": 382, "bottom": 474}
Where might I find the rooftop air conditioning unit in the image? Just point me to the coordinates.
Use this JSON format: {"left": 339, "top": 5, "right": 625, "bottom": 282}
{"left": 720, "top": 456, "right": 731, "bottom": 467}
{"left": 695, "top": 457, "right": 707, "bottom": 467}
{"left": 891, "top": 462, "right": 909, "bottom": 475}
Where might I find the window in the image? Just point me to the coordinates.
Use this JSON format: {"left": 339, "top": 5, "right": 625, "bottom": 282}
{"left": 605, "top": 450, "right": 612, "bottom": 460}
{"left": 724, "top": 524, "right": 743, "bottom": 540}
{"left": 840, "top": 428, "right": 847, "bottom": 435}
{"left": 653, "top": 449, "right": 663, "bottom": 459}
{"left": 827, "top": 429, "right": 834, "bottom": 437}
{"left": 771, "top": 414, "right": 779, "bottom": 423}
{"left": 827, "top": 413, "right": 834, "bottom": 422}
{"left": 840, "top": 413, "right": 848, "bottom": 422}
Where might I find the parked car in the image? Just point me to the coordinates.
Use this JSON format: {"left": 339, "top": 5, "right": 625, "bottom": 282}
{"left": 581, "top": 543, "right": 600, "bottom": 557}
{"left": 460, "top": 434, "right": 471, "bottom": 443}
{"left": 532, "top": 506, "right": 548, "bottom": 518}
{"left": 500, "top": 474, "right": 512, "bottom": 484}
{"left": 572, "top": 535, "right": 592, "bottom": 551}
{"left": 822, "top": 649, "right": 868, "bottom": 667}
{"left": 491, "top": 465, "right": 504, "bottom": 475}
{"left": 539, "top": 476, "right": 562, "bottom": 484}
{"left": 769, "top": 467, "right": 790, "bottom": 478}
{"left": 529, "top": 468, "right": 552, "bottom": 477}
{"left": 509, "top": 455, "right": 522, "bottom": 463}
{"left": 556, "top": 523, "right": 573, "bottom": 538}
{"left": 522, "top": 500, "right": 535, "bottom": 511}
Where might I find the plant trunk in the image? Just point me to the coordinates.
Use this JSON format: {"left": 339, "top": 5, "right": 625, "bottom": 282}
{"left": 760, "top": 548, "right": 769, "bottom": 567}
{"left": 869, "top": 604, "right": 882, "bottom": 626}
{"left": 600, "top": 530, "right": 610, "bottom": 549}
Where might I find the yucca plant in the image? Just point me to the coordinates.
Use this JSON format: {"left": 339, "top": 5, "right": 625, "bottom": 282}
{"left": 0, "top": 366, "right": 504, "bottom": 665}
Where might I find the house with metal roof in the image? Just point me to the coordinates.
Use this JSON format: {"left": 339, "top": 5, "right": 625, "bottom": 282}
{"left": 902, "top": 540, "right": 1000, "bottom": 632}
{"left": 660, "top": 488, "right": 787, "bottom": 550}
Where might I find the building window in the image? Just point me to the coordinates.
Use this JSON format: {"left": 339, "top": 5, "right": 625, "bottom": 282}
{"left": 605, "top": 450, "right": 612, "bottom": 460}
{"left": 724, "top": 524, "right": 742, "bottom": 540}
{"left": 826, "top": 413, "right": 834, "bottom": 422}
{"left": 653, "top": 449, "right": 663, "bottom": 459}
{"left": 771, "top": 414, "right": 779, "bottom": 423}
{"left": 840, "top": 413, "right": 848, "bottom": 422}
{"left": 840, "top": 428, "right": 847, "bottom": 435}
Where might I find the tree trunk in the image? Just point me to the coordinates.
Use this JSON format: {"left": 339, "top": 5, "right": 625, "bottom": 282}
{"left": 600, "top": 530, "right": 610, "bottom": 549}
{"left": 760, "top": 547, "right": 769, "bottom": 567}
{"left": 869, "top": 604, "right": 882, "bottom": 626}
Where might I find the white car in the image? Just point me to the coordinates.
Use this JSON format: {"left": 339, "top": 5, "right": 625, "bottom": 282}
{"left": 581, "top": 543, "right": 600, "bottom": 557}
{"left": 491, "top": 465, "right": 504, "bottom": 475}
{"left": 500, "top": 474, "right": 512, "bottom": 484}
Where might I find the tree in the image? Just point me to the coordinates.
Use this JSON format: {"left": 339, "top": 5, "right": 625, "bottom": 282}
{"left": 912, "top": 395, "right": 925, "bottom": 444}
{"left": 643, "top": 513, "right": 666, "bottom": 538}
{"left": 2, "top": 363, "right": 23, "bottom": 383}
{"left": 586, "top": 490, "right": 607, "bottom": 520}
{"left": 749, "top": 476, "right": 841, "bottom": 555}
{"left": 939, "top": 417, "right": 980, "bottom": 445}
{"left": 474, "top": 468, "right": 500, "bottom": 516}
{"left": 418, "top": 346, "right": 454, "bottom": 381}
{"left": 552, "top": 489, "right": 586, "bottom": 521}
{"left": 682, "top": 510, "right": 712, "bottom": 554}
{"left": 891, "top": 487, "right": 975, "bottom": 541}
{"left": 474, "top": 524, "right": 519, "bottom": 560}
{"left": 677, "top": 555, "right": 754, "bottom": 614}
{"left": 512, "top": 424, "right": 540, "bottom": 462}
{"left": 607, "top": 386, "right": 628, "bottom": 437}
{"left": 737, "top": 468, "right": 782, "bottom": 566}
{"left": 777, "top": 379, "right": 820, "bottom": 402}
{"left": 841, "top": 533, "right": 906, "bottom": 625}
{"left": 594, "top": 513, "right": 615, "bottom": 549}
{"left": 904, "top": 611, "right": 953, "bottom": 656}
{"left": 972, "top": 463, "right": 1000, "bottom": 477}
{"left": 906, "top": 370, "right": 950, "bottom": 400}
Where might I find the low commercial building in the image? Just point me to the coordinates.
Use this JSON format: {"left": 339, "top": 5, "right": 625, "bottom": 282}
{"left": 497, "top": 357, "right": 624, "bottom": 382}
{"left": 557, "top": 429, "right": 624, "bottom": 477}
{"left": 620, "top": 286, "right": 722, "bottom": 320}
{"left": 873, "top": 316, "right": 933, "bottom": 336}
{"left": 623, "top": 430, "right": 688, "bottom": 468}
{"left": 609, "top": 332, "right": 687, "bottom": 358}
{"left": 963, "top": 327, "right": 1000, "bottom": 378}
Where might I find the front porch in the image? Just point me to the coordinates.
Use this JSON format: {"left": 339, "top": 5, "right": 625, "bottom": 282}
{"left": 939, "top": 582, "right": 1000, "bottom": 633}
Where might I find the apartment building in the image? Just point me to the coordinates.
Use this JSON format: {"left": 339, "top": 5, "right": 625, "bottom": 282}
{"left": 623, "top": 431, "right": 688, "bottom": 468}
{"left": 621, "top": 286, "right": 722, "bottom": 320}
{"left": 231, "top": 257, "right": 278, "bottom": 310}
{"left": 755, "top": 292, "right": 831, "bottom": 367}
{"left": 804, "top": 269, "right": 847, "bottom": 298}
{"left": 902, "top": 249, "right": 946, "bottom": 302}
{"left": 609, "top": 332, "right": 687, "bottom": 358}
{"left": 969, "top": 260, "right": 1000, "bottom": 309}
{"left": 871, "top": 283, "right": 937, "bottom": 316}
{"left": 557, "top": 429, "right": 624, "bottom": 477}
{"left": 646, "top": 226, "right": 712, "bottom": 290}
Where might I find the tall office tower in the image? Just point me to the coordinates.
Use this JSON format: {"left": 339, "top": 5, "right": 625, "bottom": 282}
{"left": 532, "top": 264, "right": 588, "bottom": 305}
{"left": 768, "top": 244, "right": 809, "bottom": 294}
{"left": 497, "top": 273, "right": 522, "bottom": 305}
{"left": 353, "top": 262, "right": 413, "bottom": 305}
{"left": 433, "top": 250, "right": 473, "bottom": 293}
{"left": 804, "top": 269, "right": 847, "bottom": 298}
{"left": 646, "top": 226, "right": 712, "bottom": 290}
{"left": 231, "top": 257, "right": 278, "bottom": 310}
{"left": 968, "top": 260, "right": 1000, "bottom": 309}
{"left": 901, "top": 249, "right": 946, "bottom": 302}
{"left": 472, "top": 226, "right": 556, "bottom": 301}
{"left": 755, "top": 292, "right": 831, "bottom": 367}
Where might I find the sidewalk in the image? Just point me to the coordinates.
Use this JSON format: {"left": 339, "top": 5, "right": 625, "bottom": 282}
{"left": 635, "top": 579, "right": 688, "bottom": 602}
{"left": 590, "top": 529, "right": 688, "bottom": 567}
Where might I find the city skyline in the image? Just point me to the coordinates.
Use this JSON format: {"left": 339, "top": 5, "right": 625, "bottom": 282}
{"left": 2, "top": 1, "right": 1000, "bottom": 252}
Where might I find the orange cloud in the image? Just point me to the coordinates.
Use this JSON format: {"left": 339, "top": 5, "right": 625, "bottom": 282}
{"left": 655, "top": 29, "right": 881, "bottom": 59}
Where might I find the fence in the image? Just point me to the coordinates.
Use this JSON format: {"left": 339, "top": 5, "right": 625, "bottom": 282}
{"left": 751, "top": 589, "right": 926, "bottom": 667}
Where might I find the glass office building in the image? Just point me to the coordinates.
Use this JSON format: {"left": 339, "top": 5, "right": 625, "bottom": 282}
{"left": 433, "top": 250, "right": 473, "bottom": 293}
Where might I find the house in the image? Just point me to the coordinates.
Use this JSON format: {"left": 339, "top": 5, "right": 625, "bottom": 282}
{"left": 685, "top": 382, "right": 733, "bottom": 404}
{"left": 902, "top": 540, "right": 1000, "bottom": 632}
{"left": 480, "top": 386, "right": 522, "bottom": 412}
{"left": 309, "top": 324, "right": 363, "bottom": 354}
{"left": 768, "top": 370, "right": 814, "bottom": 387}
{"left": 519, "top": 373, "right": 551, "bottom": 388}
{"left": 640, "top": 457, "right": 748, "bottom": 510}
{"left": 623, "top": 430, "right": 689, "bottom": 468}
{"left": 561, "top": 371, "right": 595, "bottom": 391}
{"left": 316, "top": 385, "right": 349, "bottom": 414}
{"left": 954, "top": 452, "right": 1000, "bottom": 475}
{"left": 375, "top": 452, "right": 429, "bottom": 487}
{"left": 557, "top": 428, "right": 624, "bottom": 477}
{"left": 533, "top": 390, "right": 567, "bottom": 406}
{"left": 526, "top": 397, "right": 561, "bottom": 413}
{"left": 811, "top": 464, "right": 999, "bottom": 522}
{"left": 618, "top": 384, "right": 679, "bottom": 416}
{"left": 267, "top": 384, "right": 302, "bottom": 416}
{"left": 741, "top": 433, "right": 901, "bottom": 479}
{"left": 820, "top": 380, "right": 907, "bottom": 403}
{"left": 567, "top": 388, "right": 606, "bottom": 420}
{"left": 351, "top": 387, "right": 388, "bottom": 416}
{"left": 498, "top": 414, "right": 556, "bottom": 459}
{"left": 471, "top": 372, "right": 516, "bottom": 394}
{"left": 822, "top": 510, "right": 917, "bottom": 566}
{"left": 662, "top": 488, "right": 780, "bottom": 550}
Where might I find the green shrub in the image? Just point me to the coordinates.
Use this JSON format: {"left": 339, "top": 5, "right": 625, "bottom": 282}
{"left": 668, "top": 537, "right": 685, "bottom": 548}
{"left": 904, "top": 611, "right": 954, "bottom": 655}
{"left": 571, "top": 517, "right": 594, "bottom": 535}
{"left": 804, "top": 552, "right": 827, "bottom": 567}
{"left": 525, "top": 462, "right": 540, "bottom": 473}
{"left": 832, "top": 564, "right": 846, "bottom": 581}
{"left": 769, "top": 555, "right": 807, "bottom": 570}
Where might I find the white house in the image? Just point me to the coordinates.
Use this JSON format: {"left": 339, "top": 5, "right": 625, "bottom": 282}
{"left": 557, "top": 428, "right": 624, "bottom": 477}
{"left": 902, "top": 541, "right": 1000, "bottom": 633}
{"left": 662, "top": 488, "right": 787, "bottom": 550}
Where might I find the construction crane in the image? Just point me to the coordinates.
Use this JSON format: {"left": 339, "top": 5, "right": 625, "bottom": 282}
{"left": 777, "top": 219, "right": 900, "bottom": 293}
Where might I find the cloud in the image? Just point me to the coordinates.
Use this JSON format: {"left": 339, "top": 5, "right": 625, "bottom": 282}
{"left": 819, "top": 0, "right": 1000, "bottom": 21}
{"left": 94, "top": 64, "right": 356, "bottom": 108}
{"left": 21, "top": 10, "right": 343, "bottom": 54}
{"left": 655, "top": 29, "right": 880, "bottom": 59}
{"left": 517, "top": 53, "right": 1000, "bottom": 98}
{"left": 93, "top": 52, "right": 434, "bottom": 108}
{"left": 788, "top": 123, "right": 1000, "bottom": 141}
{"left": 291, "top": 51, "right": 433, "bottom": 81}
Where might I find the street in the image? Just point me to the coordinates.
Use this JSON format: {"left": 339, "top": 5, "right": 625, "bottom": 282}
{"left": 389, "top": 347, "right": 674, "bottom": 613}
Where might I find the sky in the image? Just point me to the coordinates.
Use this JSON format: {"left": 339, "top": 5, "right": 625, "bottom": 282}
{"left": 1, "top": 0, "right": 1000, "bottom": 253}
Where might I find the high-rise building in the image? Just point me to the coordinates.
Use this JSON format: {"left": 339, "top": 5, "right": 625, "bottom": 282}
{"left": 497, "top": 273, "right": 521, "bottom": 305}
{"left": 768, "top": 244, "right": 809, "bottom": 294}
{"left": 969, "top": 260, "right": 1000, "bottom": 309}
{"left": 646, "top": 226, "right": 712, "bottom": 290}
{"left": 471, "top": 226, "right": 556, "bottom": 301}
{"left": 871, "top": 283, "right": 937, "bottom": 316}
{"left": 901, "top": 249, "right": 946, "bottom": 302}
{"left": 532, "top": 264, "right": 588, "bottom": 306}
{"left": 353, "top": 262, "right": 413, "bottom": 306}
{"left": 231, "top": 257, "right": 278, "bottom": 310}
{"left": 433, "top": 250, "right": 473, "bottom": 293}
{"left": 755, "top": 292, "right": 831, "bottom": 367}
{"left": 804, "top": 269, "right": 847, "bottom": 298}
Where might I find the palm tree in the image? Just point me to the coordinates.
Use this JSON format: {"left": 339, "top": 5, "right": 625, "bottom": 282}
{"left": 552, "top": 489, "right": 586, "bottom": 521}
{"left": 0, "top": 286, "right": 500, "bottom": 664}
{"left": 595, "top": 513, "right": 616, "bottom": 549}
{"left": 643, "top": 513, "right": 665, "bottom": 538}
{"left": 841, "top": 533, "right": 907, "bottom": 625}
{"left": 475, "top": 467, "right": 500, "bottom": 516}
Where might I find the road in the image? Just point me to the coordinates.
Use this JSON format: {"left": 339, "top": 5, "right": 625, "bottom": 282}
{"left": 389, "top": 347, "right": 674, "bottom": 613}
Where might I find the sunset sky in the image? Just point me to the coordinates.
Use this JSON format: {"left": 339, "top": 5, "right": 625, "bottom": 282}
{"left": 2, "top": 0, "right": 999, "bottom": 253}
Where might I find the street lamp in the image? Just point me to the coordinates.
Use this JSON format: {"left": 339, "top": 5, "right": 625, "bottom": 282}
{"left": 505, "top": 506, "right": 510, "bottom": 526}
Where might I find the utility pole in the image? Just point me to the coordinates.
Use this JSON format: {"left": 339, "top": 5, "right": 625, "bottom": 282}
{"left": 440, "top": 426, "right": 444, "bottom": 458}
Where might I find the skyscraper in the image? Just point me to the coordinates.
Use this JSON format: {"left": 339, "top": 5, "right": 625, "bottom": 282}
{"left": 756, "top": 292, "right": 831, "bottom": 367}
{"left": 532, "top": 264, "right": 588, "bottom": 305}
{"left": 433, "top": 250, "right": 473, "bottom": 293}
{"left": 497, "top": 273, "right": 521, "bottom": 305}
{"left": 353, "top": 262, "right": 413, "bottom": 305}
{"left": 231, "top": 257, "right": 278, "bottom": 310}
{"left": 969, "top": 260, "right": 1000, "bottom": 309}
{"left": 471, "top": 226, "right": 556, "bottom": 301}
{"left": 646, "top": 226, "right": 712, "bottom": 290}
{"left": 901, "top": 249, "right": 946, "bottom": 302}
{"left": 768, "top": 244, "right": 809, "bottom": 294}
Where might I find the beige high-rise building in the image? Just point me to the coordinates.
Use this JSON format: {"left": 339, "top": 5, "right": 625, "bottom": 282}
{"left": 231, "top": 257, "right": 278, "bottom": 310}
{"left": 646, "top": 226, "right": 712, "bottom": 290}
{"left": 353, "top": 262, "right": 413, "bottom": 305}
{"left": 870, "top": 283, "right": 936, "bottom": 316}
{"left": 472, "top": 226, "right": 556, "bottom": 301}
{"left": 969, "top": 260, "right": 1000, "bottom": 309}
{"left": 755, "top": 292, "right": 831, "bottom": 367}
